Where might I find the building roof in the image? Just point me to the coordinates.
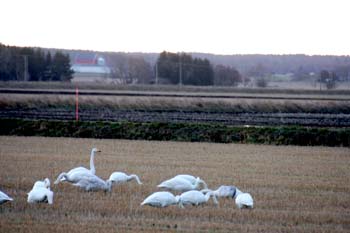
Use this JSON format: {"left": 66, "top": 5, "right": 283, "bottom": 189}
{"left": 74, "top": 53, "right": 98, "bottom": 65}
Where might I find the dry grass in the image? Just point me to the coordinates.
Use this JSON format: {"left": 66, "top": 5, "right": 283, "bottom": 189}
{"left": 1, "top": 93, "right": 349, "bottom": 114}
{"left": 0, "top": 136, "right": 349, "bottom": 233}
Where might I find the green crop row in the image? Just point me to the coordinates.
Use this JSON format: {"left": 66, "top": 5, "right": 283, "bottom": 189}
{"left": 0, "top": 119, "right": 349, "bottom": 147}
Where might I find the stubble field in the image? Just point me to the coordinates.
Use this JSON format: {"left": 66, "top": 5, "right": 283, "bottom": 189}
{"left": 0, "top": 136, "right": 349, "bottom": 232}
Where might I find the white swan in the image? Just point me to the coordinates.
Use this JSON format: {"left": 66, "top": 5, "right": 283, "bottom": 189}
{"left": 158, "top": 177, "right": 202, "bottom": 192}
{"left": 33, "top": 178, "right": 51, "bottom": 189}
{"left": 174, "top": 174, "right": 208, "bottom": 189}
{"left": 141, "top": 191, "right": 179, "bottom": 207}
{"left": 73, "top": 174, "right": 112, "bottom": 192}
{"left": 108, "top": 172, "right": 142, "bottom": 185}
{"left": 201, "top": 185, "right": 238, "bottom": 198}
{"left": 54, "top": 147, "right": 101, "bottom": 184}
{"left": 235, "top": 191, "right": 254, "bottom": 209}
{"left": 27, "top": 187, "right": 54, "bottom": 204}
{"left": 177, "top": 190, "right": 218, "bottom": 208}
{"left": 0, "top": 190, "right": 13, "bottom": 204}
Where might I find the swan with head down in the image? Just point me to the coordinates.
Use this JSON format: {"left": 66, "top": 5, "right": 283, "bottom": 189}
{"left": 54, "top": 148, "right": 101, "bottom": 184}
{"left": 235, "top": 190, "right": 254, "bottom": 209}
{"left": 177, "top": 190, "right": 218, "bottom": 208}
{"left": 73, "top": 174, "right": 112, "bottom": 192}
{"left": 157, "top": 176, "right": 202, "bottom": 192}
{"left": 108, "top": 172, "right": 142, "bottom": 186}
{"left": 174, "top": 174, "right": 208, "bottom": 189}
{"left": 201, "top": 185, "right": 239, "bottom": 198}
{"left": 141, "top": 191, "right": 179, "bottom": 208}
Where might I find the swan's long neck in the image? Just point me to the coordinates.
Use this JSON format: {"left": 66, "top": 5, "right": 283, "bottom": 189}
{"left": 205, "top": 192, "right": 211, "bottom": 202}
{"left": 105, "top": 180, "right": 112, "bottom": 192}
{"left": 206, "top": 191, "right": 219, "bottom": 205}
{"left": 175, "top": 195, "right": 183, "bottom": 208}
{"left": 130, "top": 174, "right": 142, "bottom": 184}
{"left": 193, "top": 177, "right": 201, "bottom": 189}
{"left": 90, "top": 150, "right": 96, "bottom": 175}
{"left": 199, "top": 179, "right": 208, "bottom": 189}
{"left": 54, "top": 173, "right": 67, "bottom": 184}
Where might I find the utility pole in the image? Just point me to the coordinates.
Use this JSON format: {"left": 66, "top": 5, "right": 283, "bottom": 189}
{"left": 155, "top": 62, "right": 158, "bottom": 85}
{"left": 179, "top": 54, "right": 182, "bottom": 86}
{"left": 22, "top": 55, "right": 29, "bottom": 81}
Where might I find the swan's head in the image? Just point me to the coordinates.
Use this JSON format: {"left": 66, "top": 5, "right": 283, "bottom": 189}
{"left": 92, "top": 148, "right": 101, "bottom": 153}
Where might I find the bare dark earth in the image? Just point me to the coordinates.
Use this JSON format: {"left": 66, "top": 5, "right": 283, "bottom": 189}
{"left": 1, "top": 108, "right": 350, "bottom": 127}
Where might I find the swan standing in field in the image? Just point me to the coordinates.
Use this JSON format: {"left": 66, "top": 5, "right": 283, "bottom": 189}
{"left": 54, "top": 148, "right": 101, "bottom": 184}
{"left": 174, "top": 174, "right": 208, "bottom": 189}
{"left": 73, "top": 174, "right": 113, "bottom": 192}
{"left": 33, "top": 178, "right": 51, "bottom": 189}
{"left": 201, "top": 185, "right": 239, "bottom": 198}
{"left": 177, "top": 190, "right": 218, "bottom": 208}
{"left": 108, "top": 172, "right": 142, "bottom": 186}
{"left": 0, "top": 190, "right": 13, "bottom": 204}
{"left": 27, "top": 187, "right": 54, "bottom": 204}
{"left": 141, "top": 191, "right": 179, "bottom": 207}
{"left": 235, "top": 190, "right": 254, "bottom": 209}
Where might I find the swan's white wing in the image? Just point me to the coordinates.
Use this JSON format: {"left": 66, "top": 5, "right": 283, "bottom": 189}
{"left": 32, "top": 178, "right": 51, "bottom": 189}
{"left": 27, "top": 187, "right": 53, "bottom": 204}
{"left": 174, "top": 174, "right": 197, "bottom": 183}
{"left": 33, "top": 181, "right": 46, "bottom": 189}
{"left": 235, "top": 193, "right": 253, "bottom": 208}
{"left": 108, "top": 172, "right": 128, "bottom": 183}
{"left": 73, "top": 174, "right": 106, "bottom": 191}
{"left": 217, "top": 185, "right": 237, "bottom": 198}
{"left": 180, "top": 190, "right": 205, "bottom": 205}
{"left": 67, "top": 170, "right": 95, "bottom": 183}
{"left": 158, "top": 177, "right": 193, "bottom": 191}
{"left": 142, "top": 192, "right": 175, "bottom": 207}
{"left": 67, "top": 167, "right": 90, "bottom": 176}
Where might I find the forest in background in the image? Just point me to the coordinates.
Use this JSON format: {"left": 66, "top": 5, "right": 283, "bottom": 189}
{"left": 1, "top": 43, "right": 350, "bottom": 88}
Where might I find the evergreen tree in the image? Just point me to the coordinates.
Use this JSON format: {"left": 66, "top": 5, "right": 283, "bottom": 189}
{"left": 51, "top": 52, "right": 74, "bottom": 81}
{"left": 157, "top": 51, "right": 214, "bottom": 85}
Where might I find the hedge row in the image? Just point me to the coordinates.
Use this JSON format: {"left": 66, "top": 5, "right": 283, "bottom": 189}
{"left": 0, "top": 119, "right": 349, "bottom": 147}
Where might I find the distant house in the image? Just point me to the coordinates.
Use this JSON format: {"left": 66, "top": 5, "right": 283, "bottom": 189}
{"left": 71, "top": 53, "right": 112, "bottom": 82}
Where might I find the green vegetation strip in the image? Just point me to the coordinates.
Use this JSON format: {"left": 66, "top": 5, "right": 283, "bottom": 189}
{"left": 0, "top": 118, "right": 349, "bottom": 147}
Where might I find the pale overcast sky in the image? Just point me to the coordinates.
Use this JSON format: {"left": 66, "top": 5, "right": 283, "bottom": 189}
{"left": 1, "top": 0, "right": 349, "bottom": 55}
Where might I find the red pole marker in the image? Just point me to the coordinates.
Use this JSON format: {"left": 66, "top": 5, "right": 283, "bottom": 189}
{"left": 75, "top": 87, "right": 79, "bottom": 121}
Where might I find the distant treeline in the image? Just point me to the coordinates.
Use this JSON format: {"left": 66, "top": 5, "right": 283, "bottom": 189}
{"left": 65, "top": 49, "right": 350, "bottom": 84}
{"left": 0, "top": 43, "right": 73, "bottom": 81}
{"left": 2, "top": 43, "right": 350, "bottom": 85}
{"left": 0, "top": 119, "right": 349, "bottom": 147}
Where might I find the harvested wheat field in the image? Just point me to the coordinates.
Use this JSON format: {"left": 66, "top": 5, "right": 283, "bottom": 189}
{"left": 0, "top": 136, "right": 349, "bottom": 233}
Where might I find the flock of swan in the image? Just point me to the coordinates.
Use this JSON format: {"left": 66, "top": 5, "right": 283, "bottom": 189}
{"left": 0, "top": 148, "right": 254, "bottom": 210}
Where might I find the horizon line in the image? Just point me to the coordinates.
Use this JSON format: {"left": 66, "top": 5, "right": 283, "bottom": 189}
{"left": 2, "top": 42, "right": 350, "bottom": 57}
